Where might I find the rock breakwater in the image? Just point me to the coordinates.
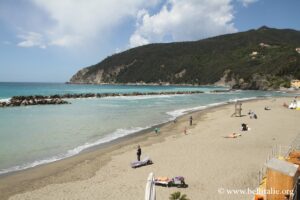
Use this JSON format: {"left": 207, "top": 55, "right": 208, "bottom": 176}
{"left": 0, "top": 91, "right": 204, "bottom": 108}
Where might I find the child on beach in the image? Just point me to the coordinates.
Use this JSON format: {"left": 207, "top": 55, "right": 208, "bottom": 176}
{"left": 154, "top": 127, "right": 160, "bottom": 134}
{"left": 189, "top": 116, "right": 193, "bottom": 126}
{"left": 184, "top": 126, "right": 187, "bottom": 135}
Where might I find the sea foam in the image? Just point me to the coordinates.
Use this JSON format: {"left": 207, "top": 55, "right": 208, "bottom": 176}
{"left": 0, "top": 126, "right": 149, "bottom": 175}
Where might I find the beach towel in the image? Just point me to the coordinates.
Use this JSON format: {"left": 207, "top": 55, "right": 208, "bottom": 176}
{"left": 154, "top": 176, "right": 187, "bottom": 188}
{"left": 154, "top": 177, "right": 172, "bottom": 187}
{"left": 131, "top": 157, "right": 153, "bottom": 168}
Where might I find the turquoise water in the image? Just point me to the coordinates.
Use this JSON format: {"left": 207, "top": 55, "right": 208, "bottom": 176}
{"left": 0, "top": 83, "right": 288, "bottom": 174}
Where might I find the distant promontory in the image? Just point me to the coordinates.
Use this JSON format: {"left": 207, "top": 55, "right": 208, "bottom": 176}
{"left": 69, "top": 26, "right": 300, "bottom": 90}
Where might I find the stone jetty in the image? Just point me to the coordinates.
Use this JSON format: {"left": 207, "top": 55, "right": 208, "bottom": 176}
{"left": 0, "top": 96, "right": 69, "bottom": 108}
{"left": 0, "top": 91, "right": 204, "bottom": 108}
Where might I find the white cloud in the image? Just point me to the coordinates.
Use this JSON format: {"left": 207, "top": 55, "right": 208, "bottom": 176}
{"left": 17, "top": 31, "right": 46, "bottom": 48}
{"left": 238, "top": 0, "right": 258, "bottom": 7}
{"left": 130, "top": 0, "right": 237, "bottom": 47}
{"left": 130, "top": 34, "right": 150, "bottom": 47}
{"left": 17, "top": 0, "right": 160, "bottom": 48}
{"left": 15, "top": 0, "right": 243, "bottom": 50}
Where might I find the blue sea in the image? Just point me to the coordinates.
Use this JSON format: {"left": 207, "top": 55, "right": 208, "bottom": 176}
{"left": 0, "top": 82, "right": 289, "bottom": 175}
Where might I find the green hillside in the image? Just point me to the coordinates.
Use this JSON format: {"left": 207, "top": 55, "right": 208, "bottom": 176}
{"left": 70, "top": 26, "right": 300, "bottom": 90}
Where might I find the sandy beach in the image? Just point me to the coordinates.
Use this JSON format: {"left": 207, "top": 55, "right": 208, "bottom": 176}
{"left": 1, "top": 97, "right": 300, "bottom": 200}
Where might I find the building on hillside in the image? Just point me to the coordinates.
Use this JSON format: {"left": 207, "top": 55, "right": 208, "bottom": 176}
{"left": 250, "top": 51, "right": 258, "bottom": 56}
{"left": 291, "top": 80, "right": 300, "bottom": 88}
{"left": 260, "top": 43, "right": 270, "bottom": 48}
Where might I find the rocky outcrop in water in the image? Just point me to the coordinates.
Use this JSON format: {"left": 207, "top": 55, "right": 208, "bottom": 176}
{"left": 0, "top": 91, "right": 205, "bottom": 108}
{"left": 0, "top": 96, "right": 69, "bottom": 108}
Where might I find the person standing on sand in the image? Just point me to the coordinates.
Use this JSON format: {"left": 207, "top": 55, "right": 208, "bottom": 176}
{"left": 137, "top": 145, "right": 141, "bottom": 161}
{"left": 189, "top": 116, "right": 193, "bottom": 126}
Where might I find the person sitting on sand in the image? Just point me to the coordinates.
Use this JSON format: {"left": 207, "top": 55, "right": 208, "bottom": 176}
{"left": 241, "top": 123, "right": 249, "bottom": 131}
{"left": 253, "top": 113, "right": 258, "bottom": 119}
{"left": 249, "top": 111, "right": 257, "bottom": 119}
{"left": 248, "top": 110, "right": 257, "bottom": 119}
{"left": 264, "top": 106, "right": 271, "bottom": 110}
{"left": 248, "top": 110, "right": 255, "bottom": 119}
{"left": 137, "top": 145, "right": 141, "bottom": 161}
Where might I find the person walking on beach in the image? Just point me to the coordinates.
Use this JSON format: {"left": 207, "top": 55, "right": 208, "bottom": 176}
{"left": 189, "top": 116, "right": 193, "bottom": 126}
{"left": 184, "top": 126, "right": 187, "bottom": 135}
{"left": 137, "top": 145, "right": 141, "bottom": 161}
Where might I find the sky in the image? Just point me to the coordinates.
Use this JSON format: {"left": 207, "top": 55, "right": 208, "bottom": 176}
{"left": 0, "top": 0, "right": 299, "bottom": 82}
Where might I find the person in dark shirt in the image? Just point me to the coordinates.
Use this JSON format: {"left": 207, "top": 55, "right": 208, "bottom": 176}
{"left": 137, "top": 145, "right": 141, "bottom": 161}
{"left": 253, "top": 113, "right": 258, "bottom": 119}
{"left": 189, "top": 116, "right": 193, "bottom": 126}
{"left": 241, "top": 123, "right": 248, "bottom": 131}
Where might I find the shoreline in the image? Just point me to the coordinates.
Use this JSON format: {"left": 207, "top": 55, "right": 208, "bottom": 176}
{"left": 0, "top": 97, "right": 258, "bottom": 199}
{"left": 0, "top": 96, "right": 259, "bottom": 177}
{"left": 1, "top": 96, "right": 300, "bottom": 200}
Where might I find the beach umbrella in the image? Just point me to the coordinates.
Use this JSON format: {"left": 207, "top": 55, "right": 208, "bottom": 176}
{"left": 145, "top": 172, "right": 156, "bottom": 200}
